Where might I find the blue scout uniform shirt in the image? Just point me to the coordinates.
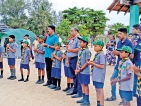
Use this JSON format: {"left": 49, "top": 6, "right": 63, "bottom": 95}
{"left": 66, "top": 36, "right": 80, "bottom": 58}
{"left": 133, "top": 34, "right": 141, "bottom": 66}
{"left": 35, "top": 43, "right": 45, "bottom": 63}
{"left": 78, "top": 48, "right": 91, "bottom": 75}
{"left": 119, "top": 60, "right": 134, "bottom": 91}
{"left": 0, "top": 46, "right": 4, "bottom": 56}
{"left": 21, "top": 48, "right": 31, "bottom": 64}
{"left": 52, "top": 50, "right": 63, "bottom": 68}
{"left": 44, "top": 34, "right": 58, "bottom": 58}
{"left": 115, "top": 38, "right": 134, "bottom": 70}
{"left": 92, "top": 52, "right": 106, "bottom": 83}
{"left": 8, "top": 42, "right": 17, "bottom": 58}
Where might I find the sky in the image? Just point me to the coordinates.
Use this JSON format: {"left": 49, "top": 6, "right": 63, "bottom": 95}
{"left": 49, "top": 0, "right": 130, "bottom": 25}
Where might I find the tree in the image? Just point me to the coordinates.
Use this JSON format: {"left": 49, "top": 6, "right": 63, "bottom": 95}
{"left": 26, "top": 0, "right": 53, "bottom": 34}
{"left": 62, "top": 7, "right": 109, "bottom": 37}
{"left": 109, "top": 23, "right": 129, "bottom": 36}
{"left": 0, "top": 0, "right": 28, "bottom": 28}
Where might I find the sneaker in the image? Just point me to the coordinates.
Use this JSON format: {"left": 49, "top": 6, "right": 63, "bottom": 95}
{"left": 18, "top": 78, "right": 24, "bottom": 81}
{"left": 36, "top": 80, "right": 40, "bottom": 84}
{"left": 54, "top": 87, "right": 61, "bottom": 91}
{"left": 63, "top": 87, "right": 70, "bottom": 92}
{"left": 7, "top": 76, "right": 12, "bottom": 79}
{"left": 10, "top": 76, "right": 17, "bottom": 80}
{"left": 37, "top": 80, "right": 44, "bottom": 84}
{"left": 24, "top": 79, "right": 29, "bottom": 82}
{"left": 48, "top": 84, "right": 54, "bottom": 88}
{"left": 80, "top": 101, "right": 90, "bottom": 106}
{"left": 0, "top": 75, "right": 3, "bottom": 79}
{"left": 76, "top": 98, "right": 84, "bottom": 103}
{"left": 50, "top": 85, "right": 56, "bottom": 89}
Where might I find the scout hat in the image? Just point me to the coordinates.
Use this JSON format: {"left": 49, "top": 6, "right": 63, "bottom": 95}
{"left": 55, "top": 42, "right": 61, "bottom": 46}
{"left": 23, "top": 41, "right": 29, "bottom": 45}
{"left": 39, "top": 35, "right": 44, "bottom": 40}
{"left": 9, "top": 35, "right": 15, "bottom": 39}
{"left": 117, "top": 46, "right": 132, "bottom": 53}
{"left": 93, "top": 40, "right": 104, "bottom": 47}
{"left": 135, "top": 39, "right": 141, "bottom": 52}
{"left": 78, "top": 36, "right": 88, "bottom": 43}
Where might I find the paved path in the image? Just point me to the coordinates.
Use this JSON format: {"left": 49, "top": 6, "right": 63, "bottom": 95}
{"left": 0, "top": 47, "right": 136, "bottom": 106}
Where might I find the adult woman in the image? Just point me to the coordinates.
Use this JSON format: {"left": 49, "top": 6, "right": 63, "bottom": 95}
{"left": 106, "top": 35, "right": 116, "bottom": 65}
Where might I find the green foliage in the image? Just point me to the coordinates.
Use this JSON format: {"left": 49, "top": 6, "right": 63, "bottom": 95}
{"left": 110, "top": 23, "right": 129, "bottom": 36}
{"left": 0, "top": 0, "right": 58, "bottom": 35}
{"left": 0, "top": 0, "right": 28, "bottom": 28}
{"left": 59, "top": 7, "right": 109, "bottom": 38}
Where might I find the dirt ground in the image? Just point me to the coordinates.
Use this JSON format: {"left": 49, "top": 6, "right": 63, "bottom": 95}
{"left": 0, "top": 47, "right": 136, "bottom": 106}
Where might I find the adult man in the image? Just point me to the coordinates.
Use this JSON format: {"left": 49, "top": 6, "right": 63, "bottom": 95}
{"left": 66, "top": 27, "right": 82, "bottom": 98}
{"left": 132, "top": 24, "right": 141, "bottom": 96}
{"left": 106, "top": 28, "right": 134, "bottom": 104}
{"left": 43, "top": 25, "right": 58, "bottom": 86}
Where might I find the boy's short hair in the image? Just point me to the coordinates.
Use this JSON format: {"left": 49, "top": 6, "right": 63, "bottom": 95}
{"left": 24, "top": 34, "right": 29, "bottom": 37}
{"left": 48, "top": 25, "right": 55, "bottom": 31}
{"left": 9, "top": 35, "right": 15, "bottom": 39}
{"left": 133, "top": 24, "right": 141, "bottom": 31}
{"left": 118, "top": 28, "right": 127, "bottom": 34}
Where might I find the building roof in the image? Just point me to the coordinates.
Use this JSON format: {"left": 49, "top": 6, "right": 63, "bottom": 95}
{"left": 0, "top": 24, "right": 12, "bottom": 32}
{"left": 107, "top": 0, "right": 141, "bottom": 15}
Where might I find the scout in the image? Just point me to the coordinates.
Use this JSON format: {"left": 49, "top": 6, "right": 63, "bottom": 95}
{"left": 75, "top": 36, "right": 91, "bottom": 106}
{"left": 34, "top": 35, "right": 45, "bottom": 84}
{"left": 18, "top": 41, "right": 31, "bottom": 82}
{"left": 111, "top": 46, "right": 134, "bottom": 106}
{"left": 50, "top": 42, "right": 63, "bottom": 91}
{"left": 6, "top": 35, "right": 17, "bottom": 80}
{"left": 0, "top": 45, "right": 4, "bottom": 78}
{"left": 88, "top": 40, "right": 106, "bottom": 106}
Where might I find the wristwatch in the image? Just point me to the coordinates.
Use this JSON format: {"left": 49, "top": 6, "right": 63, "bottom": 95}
{"left": 48, "top": 45, "right": 50, "bottom": 48}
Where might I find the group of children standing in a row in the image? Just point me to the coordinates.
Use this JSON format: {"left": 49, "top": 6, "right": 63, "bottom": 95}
{"left": 0, "top": 30, "right": 141, "bottom": 106}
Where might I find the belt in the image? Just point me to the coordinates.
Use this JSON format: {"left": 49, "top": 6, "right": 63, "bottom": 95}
{"left": 69, "top": 56, "right": 78, "bottom": 60}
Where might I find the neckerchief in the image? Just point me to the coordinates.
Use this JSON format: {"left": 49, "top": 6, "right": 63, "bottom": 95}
{"left": 7, "top": 43, "right": 12, "bottom": 56}
{"left": 91, "top": 50, "right": 103, "bottom": 72}
{"left": 52, "top": 50, "right": 58, "bottom": 67}
{"left": 36, "top": 43, "right": 42, "bottom": 56}
{"left": 77, "top": 48, "right": 86, "bottom": 69}
{"left": 137, "top": 67, "right": 141, "bottom": 97}
{"left": 21, "top": 48, "right": 26, "bottom": 62}
{"left": 118, "top": 58, "right": 129, "bottom": 87}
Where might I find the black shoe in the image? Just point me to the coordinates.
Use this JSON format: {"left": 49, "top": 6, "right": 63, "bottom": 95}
{"left": 18, "top": 78, "right": 24, "bottom": 81}
{"left": 7, "top": 76, "right": 12, "bottom": 79}
{"left": 43, "top": 83, "right": 50, "bottom": 86}
{"left": 10, "top": 76, "right": 17, "bottom": 80}
{"left": 63, "top": 87, "right": 70, "bottom": 92}
{"left": 0, "top": 75, "right": 3, "bottom": 79}
{"left": 24, "top": 79, "right": 29, "bottom": 82}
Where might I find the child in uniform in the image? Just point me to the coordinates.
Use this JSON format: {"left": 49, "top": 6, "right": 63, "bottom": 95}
{"left": 50, "top": 42, "right": 63, "bottom": 91}
{"left": 75, "top": 36, "right": 91, "bottom": 106}
{"left": 18, "top": 41, "right": 31, "bottom": 82}
{"left": 0, "top": 45, "right": 4, "bottom": 78}
{"left": 88, "top": 40, "right": 106, "bottom": 106}
{"left": 6, "top": 35, "right": 17, "bottom": 80}
{"left": 62, "top": 40, "right": 74, "bottom": 92}
{"left": 34, "top": 35, "right": 45, "bottom": 84}
{"left": 111, "top": 46, "right": 134, "bottom": 106}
